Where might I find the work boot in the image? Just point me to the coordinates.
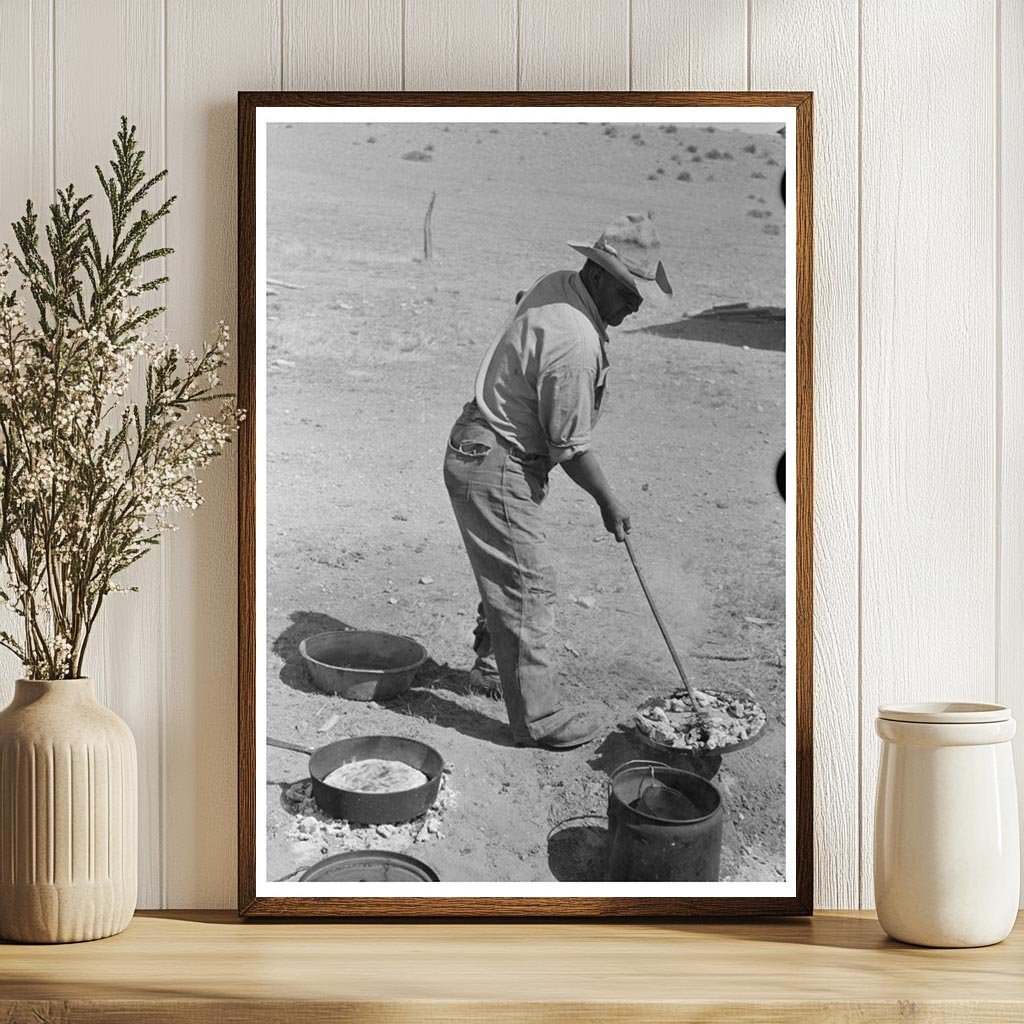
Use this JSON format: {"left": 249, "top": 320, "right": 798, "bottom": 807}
{"left": 525, "top": 711, "right": 604, "bottom": 751}
{"left": 467, "top": 655, "right": 502, "bottom": 699}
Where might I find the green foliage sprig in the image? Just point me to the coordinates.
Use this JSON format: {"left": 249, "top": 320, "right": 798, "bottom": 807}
{"left": 0, "top": 117, "right": 242, "bottom": 679}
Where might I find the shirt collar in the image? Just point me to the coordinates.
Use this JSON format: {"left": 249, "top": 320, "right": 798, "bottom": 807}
{"left": 569, "top": 271, "right": 610, "bottom": 346}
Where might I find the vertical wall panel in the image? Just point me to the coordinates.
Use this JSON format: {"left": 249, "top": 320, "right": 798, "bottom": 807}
{"left": 164, "top": 0, "right": 279, "bottom": 908}
{"left": 283, "top": 0, "right": 402, "bottom": 90}
{"left": 750, "top": 2, "right": 860, "bottom": 910}
{"left": 519, "top": 0, "right": 628, "bottom": 90}
{"left": 52, "top": 0, "right": 166, "bottom": 909}
{"left": 0, "top": 0, "right": 1019, "bottom": 913}
{"left": 631, "top": 0, "right": 746, "bottom": 91}
{"left": 1000, "top": 0, "right": 1024, "bottom": 901}
{"left": 860, "top": 1, "right": 998, "bottom": 908}
{"left": 0, "top": 0, "right": 51, "bottom": 234}
{"left": 404, "top": 0, "right": 516, "bottom": 90}
{"left": 0, "top": 1, "right": 53, "bottom": 700}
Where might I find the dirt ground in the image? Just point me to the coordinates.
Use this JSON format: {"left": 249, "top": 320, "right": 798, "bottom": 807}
{"left": 263, "top": 120, "right": 787, "bottom": 884}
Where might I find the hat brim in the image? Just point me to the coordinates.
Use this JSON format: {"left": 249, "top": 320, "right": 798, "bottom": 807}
{"left": 569, "top": 243, "right": 673, "bottom": 302}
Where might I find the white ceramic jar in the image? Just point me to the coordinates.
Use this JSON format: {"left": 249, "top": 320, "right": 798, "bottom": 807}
{"left": 874, "top": 702, "right": 1019, "bottom": 947}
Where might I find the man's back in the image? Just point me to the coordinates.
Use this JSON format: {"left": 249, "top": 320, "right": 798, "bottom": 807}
{"left": 474, "top": 270, "right": 608, "bottom": 462}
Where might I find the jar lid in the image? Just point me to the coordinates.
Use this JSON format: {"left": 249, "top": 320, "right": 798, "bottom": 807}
{"left": 877, "top": 702, "right": 1011, "bottom": 724}
{"left": 299, "top": 851, "right": 440, "bottom": 882}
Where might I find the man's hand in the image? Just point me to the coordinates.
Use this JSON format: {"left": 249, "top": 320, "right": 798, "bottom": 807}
{"left": 600, "top": 497, "right": 631, "bottom": 542}
{"left": 561, "top": 450, "right": 630, "bottom": 540}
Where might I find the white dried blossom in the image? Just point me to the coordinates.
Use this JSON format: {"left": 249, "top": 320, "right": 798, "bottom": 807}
{"left": 0, "top": 120, "right": 243, "bottom": 679}
{"left": 0, "top": 258, "right": 242, "bottom": 678}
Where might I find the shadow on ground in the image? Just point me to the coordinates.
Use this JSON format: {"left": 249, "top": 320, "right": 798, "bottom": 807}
{"left": 273, "top": 610, "right": 357, "bottom": 693}
{"left": 547, "top": 820, "right": 609, "bottom": 881}
{"left": 385, "top": 657, "right": 516, "bottom": 748}
{"left": 634, "top": 306, "right": 785, "bottom": 352}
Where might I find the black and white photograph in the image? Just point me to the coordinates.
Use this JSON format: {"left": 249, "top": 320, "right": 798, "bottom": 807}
{"left": 245, "top": 99, "right": 804, "bottom": 908}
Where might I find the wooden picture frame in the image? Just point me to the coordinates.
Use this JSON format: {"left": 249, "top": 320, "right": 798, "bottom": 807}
{"left": 238, "top": 91, "right": 813, "bottom": 917}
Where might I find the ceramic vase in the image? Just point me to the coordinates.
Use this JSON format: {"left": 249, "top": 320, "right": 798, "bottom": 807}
{"left": 874, "top": 702, "right": 1019, "bottom": 947}
{"left": 0, "top": 678, "right": 137, "bottom": 943}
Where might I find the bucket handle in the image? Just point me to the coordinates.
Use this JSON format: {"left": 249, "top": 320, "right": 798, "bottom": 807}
{"left": 607, "top": 759, "right": 671, "bottom": 798}
{"left": 612, "top": 759, "right": 671, "bottom": 775}
{"left": 638, "top": 773, "right": 675, "bottom": 805}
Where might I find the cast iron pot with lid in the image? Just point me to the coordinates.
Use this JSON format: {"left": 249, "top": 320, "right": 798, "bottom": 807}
{"left": 268, "top": 734, "right": 444, "bottom": 824}
{"left": 300, "top": 851, "right": 440, "bottom": 882}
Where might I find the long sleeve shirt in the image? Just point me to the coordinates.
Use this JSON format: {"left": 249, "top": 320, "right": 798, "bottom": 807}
{"left": 473, "top": 270, "right": 610, "bottom": 464}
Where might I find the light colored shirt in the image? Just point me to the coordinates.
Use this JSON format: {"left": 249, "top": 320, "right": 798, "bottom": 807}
{"left": 473, "top": 270, "right": 610, "bottom": 464}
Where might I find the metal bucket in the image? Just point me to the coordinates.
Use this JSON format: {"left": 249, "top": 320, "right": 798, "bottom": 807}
{"left": 605, "top": 760, "right": 723, "bottom": 882}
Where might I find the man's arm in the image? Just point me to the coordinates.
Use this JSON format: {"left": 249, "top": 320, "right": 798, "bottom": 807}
{"left": 561, "top": 449, "right": 631, "bottom": 542}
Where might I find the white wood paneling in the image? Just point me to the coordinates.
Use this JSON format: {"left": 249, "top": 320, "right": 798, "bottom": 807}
{"left": 749, "top": 1, "right": 860, "bottom": 910}
{"left": 283, "top": 0, "right": 402, "bottom": 91}
{"left": 0, "top": 0, "right": 1021, "bottom": 911}
{"left": 163, "top": 0, "right": 280, "bottom": 908}
{"left": 0, "top": 0, "right": 51, "bottom": 235}
{"left": 859, "top": 1, "right": 998, "bottom": 908}
{"left": 0, "top": 0, "right": 53, "bottom": 697}
{"left": 404, "top": 0, "right": 516, "bottom": 90}
{"left": 519, "top": 0, "right": 628, "bottom": 90}
{"left": 52, "top": 0, "right": 166, "bottom": 909}
{"left": 631, "top": 0, "right": 746, "bottom": 91}
{"left": 1000, "top": 0, "right": 1024, "bottom": 898}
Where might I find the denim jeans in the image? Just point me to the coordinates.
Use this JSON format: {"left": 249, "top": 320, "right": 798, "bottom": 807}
{"left": 443, "top": 405, "right": 577, "bottom": 744}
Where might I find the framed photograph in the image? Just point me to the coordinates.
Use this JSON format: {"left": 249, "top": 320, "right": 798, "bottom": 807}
{"left": 238, "top": 91, "right": 812, "bottom": 917}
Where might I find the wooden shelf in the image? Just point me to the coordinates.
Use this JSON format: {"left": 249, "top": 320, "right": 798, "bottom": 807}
{"left": 2, "top": 910, "right": 1022, "bottom": 1022}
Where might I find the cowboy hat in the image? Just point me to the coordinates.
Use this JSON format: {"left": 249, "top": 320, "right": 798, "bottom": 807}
{"left": 568, "top": 211, "right": 672, "bottom": 301}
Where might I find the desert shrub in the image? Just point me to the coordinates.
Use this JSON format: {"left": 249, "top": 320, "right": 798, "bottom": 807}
{"left": 366, "top": 136, "right": 377, "bottom": 143}
{"left": 723, "top": 151, "right": 733, "bottom": 160}
{"left": 662, "top": 124, "right": 678, "bottom": 134}
{"left": 424, "top": 142, "right": 435, "bottom": 152}
{"left": 747, "top": 209, "right": 772, "bottom": 218}
{"left": 604, "top": 125, "right": 619, "bottom": 137}
{"left": 402, "top": 150, "right": 432, "bottom": 162}
{"left": 743, "top": 143, "right": 757, "bottom": 153}
{"left": 670, "top": 153, "right": 681, "bottom": 163}
{"left": 691, "top": 155, "right": 702, "bottom": 162}
{"left": 706, "top": 149, "right": 723, "bottom": 160}
{"left": 703, "top": 125, "right": 716, "bottom": 132}
{"left": 751, "top": 170, "right": 765, "bottom": 179}
{"left": 763, "top": 223, "right": 781, "bottom": 236}
{"left": 630, "top": 132, "right": 645, "bottom": 145}
{"left": 677, "top": 171, "right": 691, "bottom": 181}
{"left": 765, "top": 157, "right": 779, "bottom": 166}
{"left": 686, "top": 144, "right": 698, "bottom": 153}
{"left": 656, "top": 167, "right": 665, "bottom": 175}
{"left": 646, "top": 173, "right": 658, "bottom": 180}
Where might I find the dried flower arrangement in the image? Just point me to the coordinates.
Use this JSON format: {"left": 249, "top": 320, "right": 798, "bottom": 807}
{"left": 0, "top": 118, "right": 242, "bottom": 679}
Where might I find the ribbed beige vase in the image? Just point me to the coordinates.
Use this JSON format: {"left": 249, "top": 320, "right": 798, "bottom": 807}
{"left": 0, "top": 678, "right": 137, "bottom": 943}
